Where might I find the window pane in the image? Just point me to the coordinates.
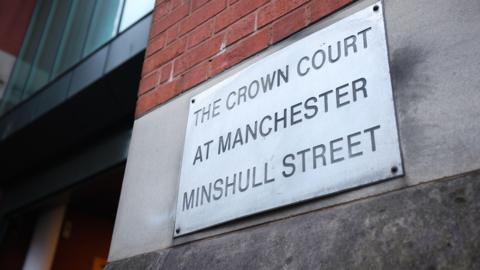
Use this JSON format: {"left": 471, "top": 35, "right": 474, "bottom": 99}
{"left": 119, "top": 0, "right": 154, "bottom": 32}
{"left": 23, "top": 0, "right": 73, "bottom": 98}
{"left": 0, "top": 0, "right": 53, "bottom": 114}
{"left": 51, "top": 0, "right": 97, "bottom": 78}
{"left": 83, "top": 0, "right": 124, "bottom": 57}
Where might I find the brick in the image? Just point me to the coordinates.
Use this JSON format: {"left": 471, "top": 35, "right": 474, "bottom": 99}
{"left": 179, "top": 0, "right": 226, "bottom": 36}
{"left": 271, "top": 6, "right": 308, "bottom": 43}
{"left": 166, "top": 24, "right": 179, "bottom": 45}
{"left": 160, "top": 62, "right": 173, "bottom": 83}
{"left": 187, "top": 20, "right": 214, "bottom": 48}
{"left": 170, "top": 0, "right": 184, "bottom": 11}
{"left": 174, "top": 34, "right": 224, "bottom": 76}
{"left": 192, "top": 0, "right": 211, "bottom": 12}
{"left": 226, "top": 13, "right": 255, "bottom": 46}
{"left": 211, "top": 28, "right": 270, "bottom": 75}
{"left": 136, "top": 91, "right": 156, "bottom": 117}
{"left": 153, "top": 1, "right": 170, "bottom": 21}
{"left": 257, "top": 0, "right": 308, "bottom": 28}
{"left": 311, "top": 0, "right": 351, "bottom": 22}
{"left": 150, "top": 3, "right": 189, "bottom": 38}
{"left": 182, "top": 61, "right": 210, "bottom": 90}
{"left": 138, "top": 71, "right": 159, "bottom": 95}
{"left": 136, "top": 78, "right": 182, "bottom": 117}
{"left": 214, "top": 0, "right": 268, "bottom": 32}
{"left": 143, "top": 38, "right": 186, "bottom": 75}
{"left": 146, "top": 34, "right": 166, "bottom": 56}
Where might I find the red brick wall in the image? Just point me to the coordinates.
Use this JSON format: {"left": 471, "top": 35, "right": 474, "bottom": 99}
{"left": 0, "top": 0, "right": 36, "bottom": 55}
{"left": 136, "top": 0, "right": 352, "bottom": 118}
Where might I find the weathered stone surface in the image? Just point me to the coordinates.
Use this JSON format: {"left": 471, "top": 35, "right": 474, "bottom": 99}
{"left": 105, "top": 250, "right": 168, "bottom": 270}
{"left": 386, "top": 0, "right": 480, "bottom": 185}
{"left": 106, "top": 171, "right": 480, "bottom": 270}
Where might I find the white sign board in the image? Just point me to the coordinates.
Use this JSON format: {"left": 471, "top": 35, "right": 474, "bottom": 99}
{"left": 175, "top": 2, "right": 402, "bottom": 236}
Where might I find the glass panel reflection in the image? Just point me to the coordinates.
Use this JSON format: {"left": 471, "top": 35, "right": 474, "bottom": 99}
{"left": 119, "top": 0, "right": 154, "bottom": 32}
{"left": 83, "top": 0, "right": 124, "bottom": 57}
{"left": 0, "top": 0, "right": 53, "bottom": 114}
{"left": 23, "top": 0, "right": 73, "bottom": 98}
{"left": 52, "top": 0, "right": 97, "bottom": 78}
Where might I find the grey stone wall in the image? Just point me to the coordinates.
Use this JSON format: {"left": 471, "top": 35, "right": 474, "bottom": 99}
{"left": 106, "top": 171, "right": 480, "bottom": 270}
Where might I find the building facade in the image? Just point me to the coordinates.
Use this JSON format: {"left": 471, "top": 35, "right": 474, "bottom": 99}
{"left": 106, "top": 0, "right": 480, "bottom": 269}
{"left": 0, "top": 0, "right": 154, "bottom": 269}
{"left": 0, "top": 0, "right": 479, "bottom": 269}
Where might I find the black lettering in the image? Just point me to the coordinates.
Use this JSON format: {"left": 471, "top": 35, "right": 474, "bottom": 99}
{"left": 212, "top": 98, "right": 221, "bottom": 117}
{"left": 261, "top": 71, "right": 276, "bottom": 93}
{"left": 239, "top": 170, "right": 249, "bottom": 192}
{"left": 193, "top": 109, "right": 201, "bottom": 126}
{"left": 182, "top": 189, "right": 195, "bottom": 211}
{"left": 312, "top": 144, "right": 326, "bottom": 168}
{"left": 297, "top": 148, "right": 311, "bottom": 172}
{"left": 252, "top": 166, "right": 262, "bottom": 187}
{"left": 213, "top": 178, "right": 224, "bottom": 200}
{"left": 364, "top": 125, "right": 380, "bottom": 152}
{"left": 218, "top": 133, "right": 232, "bottom": 155}
{"left": 238, "top": 86, "right": 247, "bottom": 105}
{"left": 277, "top": 65, "right": 289, "bottom": 86}
{"left": 282, "top": 154, "right": 296, "bottom": 178}
{"left": 304, "top": 96, "right": 318, "bottom": 119}
{"left": 312, "top": 49, "right": 326, "bottom": 69}
{"left": 344, "top": 35, "right": 358, "bottom": 57}
{"left": 274, "top": 109, "right": 287, "bottom": 132}
{"left": 226, "top": 91, "right": 236, "bottom": 110}
{"left": 352, "top": 77, "right": 367, "bottom": 101}
{"left": 328, "top": 41, "right": 341, "bottom": 63}
{"left": 201, "top": 104, "right": 211, "bottom": 123}
{"left": 290, "top": 102, "right": 303, "bottom": 126}
{"left": 259, "top": 115, "right": 272, "bottom": 137}
{"left": 195, "top": 187, "right": 200, "bottom": 207}
{"left": 330, "top": 137, "right": 344, "bottom": 163}
{"left": 193, "top": 145, "right": 203, "bottom": 165}
{"left": 201, "top": 183, "right": 212, "bottom": 205}
{"left": 336, "top": 83, "right": 350, "bottom": 108}
{"left": 264, "top": 162, "right": 275, "bottom": 183}
{"left": 204, "top": 140, "right": 213, "bottom": 160}
{"left": 318, "top": 90, "right": 333, "bottom": 112}
{"left": 248, "top": 80, "right": 260, "bottom": 99}
{"left": 245, "top": 121, "right": 258, "bottom": 144}
{"left": 347, "top": 131, "right": 363, "bottom": 158}
{"left": 297, "top": 56, "right": 310, "bottom": 76}
{"left": 225, "top": 176, "right": 235, "bottom": 197}
{"left": 232, "top": 128, "right": 244, "bottom": 149}
{"left": 358, "top": 27, "right": 372, "bottom": 48}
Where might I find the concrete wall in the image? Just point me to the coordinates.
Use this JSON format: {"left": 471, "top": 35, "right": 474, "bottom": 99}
{"left": 22, "top": 205, "right": 65, "bottom": 270}
{"left": 107, "top": 0, "right": 480, "bottom": 268}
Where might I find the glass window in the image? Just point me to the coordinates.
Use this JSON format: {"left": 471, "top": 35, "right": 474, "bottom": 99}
{"left": 51, "top": 0, "right": 97, "bottom": 78}
{"left": 83, "top": 0, "right": 124, "bottom": 57}
{"left": 23, "top": 0, "right": 73, "bottom": 98}
{"left": 119, "top": 0, "right": 155, "bottom": 32}
{"left": 0, "top": 0, "right": 53, "bottom": 114}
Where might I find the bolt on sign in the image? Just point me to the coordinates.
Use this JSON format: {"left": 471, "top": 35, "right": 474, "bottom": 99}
{"left": 174, "top": 2, "right": 403, "bottom": 236}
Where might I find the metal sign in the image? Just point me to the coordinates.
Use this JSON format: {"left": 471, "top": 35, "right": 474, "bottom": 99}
{"left": 174, "top": 2, "right": 402, "bottom": 236}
